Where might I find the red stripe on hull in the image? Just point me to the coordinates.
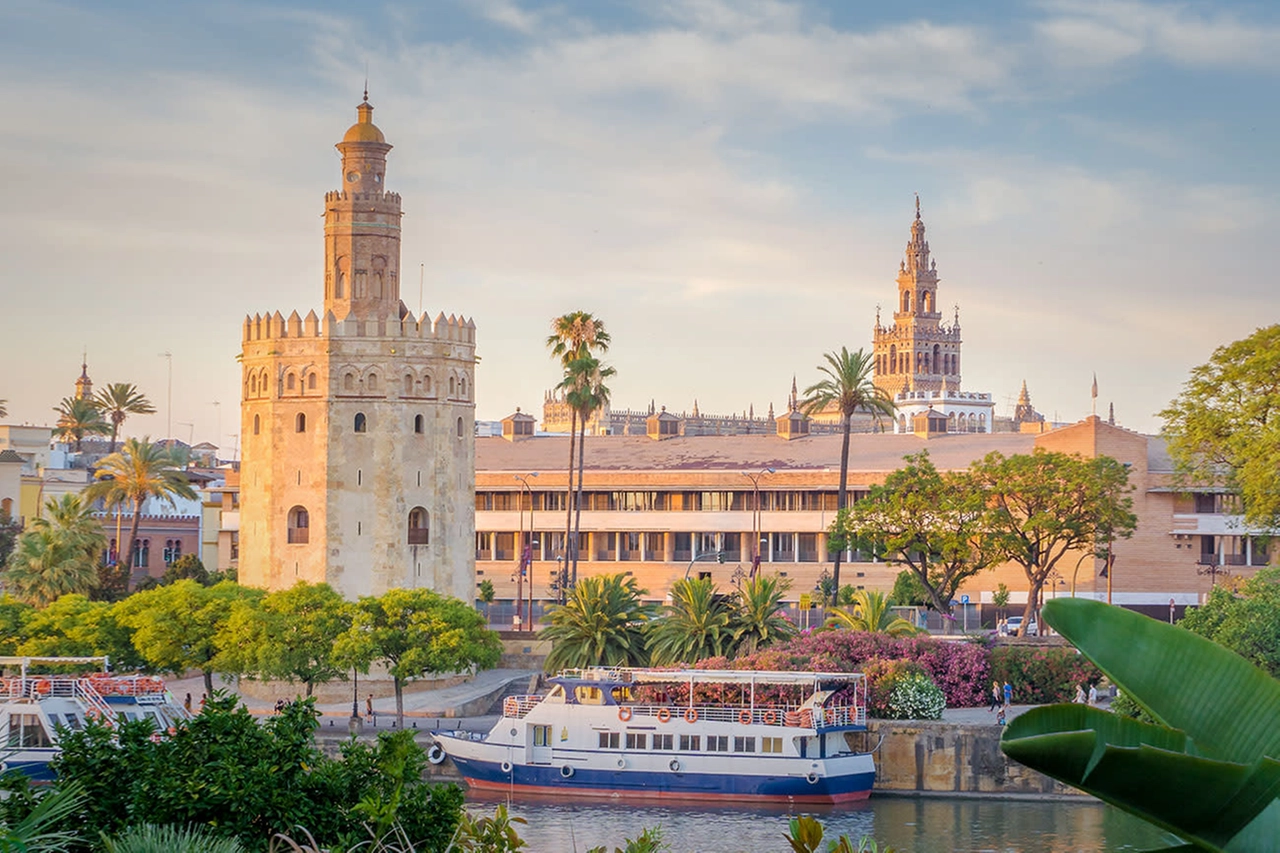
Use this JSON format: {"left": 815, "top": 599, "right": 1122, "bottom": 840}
{"left": 461, "top": 777, "right": 872, "bottom": 805}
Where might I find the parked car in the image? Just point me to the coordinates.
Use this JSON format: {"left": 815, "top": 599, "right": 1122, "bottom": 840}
{"left": 1003, "top": 615, "right": 1038, "bottom": 636}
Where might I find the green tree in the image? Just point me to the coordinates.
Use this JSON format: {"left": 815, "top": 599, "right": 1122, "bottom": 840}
{"left": 93, "top": 383, "right": 156, "bottom": 454}
{"left": 223, "top": 581, "right": 352, "bottom": 697}
{"left": 546, "top": 311, "right": 611, "bottom": 584}
{"left": 800, "top": 347, "right": 895, "bottom": 605}
{"left": 53, "top": 396, "right": 109, "bottom": 452}
{"left": 0, "top": 594, "right": 33, "bottom": 654}
{"left": 84, "top": 437, "right": 196, "bottom": 595}
{"left": 559, "top": 353, "right": 615, "bottom": 583}
{"left": 1180, "top": 567, "right": 1280, "bottom": 678}
{"left": 1159, "top": 324, "right": 1280, "bottom": 527}
{"left": 14, "top": 593, "right": 141, "bottom": 668}
{"left": 3, "top": 495, "right": 105, "bottom": 607}
{"left": 335, "top": 588, "right": 501, "bottom": 727}
{"left": 477, "top": 578, "right": 496, "bottom": 604}
{"left": 970, "top": 449, "right": 1137, "bottom": 636}
{"left": 825, "top": 589, "right": 918, "bottom": 637}
{"left": 839, "top": 452, "right": 996, "bottom": 624}
{"left": 160, "top": 553, "right": 212, "bottom": 586}
{"left": 0, "top": 507, "right": 21, "bottom": 567}
{"left": 888, "top": 570, "right": 928, "bottom": 607}
{"left": 646, "top": 577, "right": 733, "bottom": 665}
{"left": 539, "top": 573, "right": 656, "bottom": 671}
{"left": 730, "top": 574, "right": 796, "bottom": 656}
{"left": 113, "top": 579, "right": 260, "bottom": 693}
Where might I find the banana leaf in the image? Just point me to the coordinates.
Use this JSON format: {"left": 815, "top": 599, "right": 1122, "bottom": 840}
{"left": 999, "top": 598, "right": 1280, "bottom": 852}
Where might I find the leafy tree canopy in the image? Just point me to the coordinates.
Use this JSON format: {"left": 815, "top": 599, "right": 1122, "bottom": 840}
{"left": 646, "top": 577, "right": 733, "bottom": 666}
{"left": 1160, "top": 324, "right": 1280, "bottom": 528}
{"left": 539, "top": 573, "right": 656, "bottom": 671}
{"left": 825, "top": 589, "right": 918, "bottom": 637}
{"left": 14, "top": 593, "right": 141, "bottom": 668}
{"left": 1180, "top": 567, "right": 1280, "bottom": 679}
{"left": 223, "top": 581, "right": 352, "bottom": 696}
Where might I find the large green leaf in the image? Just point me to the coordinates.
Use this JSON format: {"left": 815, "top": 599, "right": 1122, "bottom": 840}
{"left": 1042, "top": 598, "right": 1280, "bottom": 765}
{"left": 1004, "top": 705, "right": 1280, "bottom": 850}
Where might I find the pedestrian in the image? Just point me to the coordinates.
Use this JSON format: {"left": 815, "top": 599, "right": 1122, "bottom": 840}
{"left": 996, "top": 708, "right": 1007, "bottom": 727}
{"left": 366, "top": 693, "right": 375, "bottom": 723}
{"left": 183, "top": 692, "right": 192, "bottom": 712}
{"left": 199, "top": 692, "right": 207, "bottom": 709}
{"left": 1074, "top": 684, "right": 1086, "bottom": 704}
{"left": 988, "top": 681, "right": 1002, "bottom": 712}
{"left": 1088, "top": 683, "right": 1099, "bottom": 705}
{"left": 1003, "top": 681, "right": 1012, "bottom": 708}
{"left": 274, "top": 698, "right": 285, "bottom": 714}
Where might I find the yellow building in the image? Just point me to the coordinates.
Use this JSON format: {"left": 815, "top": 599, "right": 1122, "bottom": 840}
{"left": 238, "top": 95, "right": 476, "bottom": 601}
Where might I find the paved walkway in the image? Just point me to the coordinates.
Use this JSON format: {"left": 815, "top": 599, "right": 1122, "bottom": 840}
{"left": 165, "top": 669, "right": 539, "bottom": 720}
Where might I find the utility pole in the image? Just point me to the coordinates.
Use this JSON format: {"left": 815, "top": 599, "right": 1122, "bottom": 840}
{"left": 159, "top": 351, "right": 173, "bottom": 444}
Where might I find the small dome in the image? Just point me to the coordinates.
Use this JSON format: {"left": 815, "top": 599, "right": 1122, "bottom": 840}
{"left": 342, "top": 99, "right": 385, "bottom": 144}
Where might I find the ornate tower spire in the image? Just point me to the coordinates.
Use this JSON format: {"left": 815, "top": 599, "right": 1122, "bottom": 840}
{"left": 74, "top": 352, "right": 93, "bottom": 401}
{"left": 324, "top": 94, "right": 402, "bottom": 322}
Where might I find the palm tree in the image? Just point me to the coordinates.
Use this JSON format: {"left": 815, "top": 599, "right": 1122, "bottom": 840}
{"left": 646, "top": 577, "right": 733, "bottom": 665}
{"left": 560, "top": 354, "right": 615, "bottom": 582}
{"left": 539, "top": 573, "right": 656, "bottom": 671}
{"left": 84, "top": 438, "right": 195, "bottom": 593}
{"left": 800, "top": 347, "right": 895, "bottom": 604}
{"left": 825, "top": 589, "right": 918, "bottom": 637}
{"left": 94, "top": 383, "right": 156, "bottom": 453}
{"left": 53, "top": 396, "right": 109, "bottom": 452}
{"left": 731, "top": 575, "right": 797, "bottom": 656}
{"left": 0, "top": 399, "right": 7, "bottom": 419}
{"left": 3, "top": 496, "right": 105, "bottom": 607}
{"left": 547, "top": 312, "right": 611, "bottom": 584}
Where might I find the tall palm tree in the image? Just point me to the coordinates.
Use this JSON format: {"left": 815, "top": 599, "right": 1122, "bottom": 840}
{"left": 560, "top": 355, "right": 615, "bottom": 582}
{"left": 3, "top": 496, "right": 105, "bottom": 607}
{"left": 84, "top": 438, "right": 195, "bottom": 593}
{"left": 53, "top": 396, "right": 109, "bottom": 452}
{"left": 800, "top": 347, "right": 895, "bottom": 604}
{"left": 731, "top": 575, "right": 797, "bottom": 656}
{"left": 547, "top": 312, "right": 610, "bottom": 584}
{"left": 825, "top": 589, "right": 918, "bottom": 637}
{"left": 94, "top": 383, "right": 156, "bottom": 453}
{"left": 539, "top": 573, "right": 655, "bottom": 671}
{"left": 646, "top": 577, "right": 733, "bottom": 665}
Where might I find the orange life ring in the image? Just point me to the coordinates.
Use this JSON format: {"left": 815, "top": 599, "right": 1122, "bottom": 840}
{"left": 618, "top": 706, "right": 633, "bottom": 722}
{"left": 34, "top": 680, "right": 51, "bottom": 695}
{"left": 739, "top": 709, "right": 752, "bottom": 725}
{"left": 799, "top": 709, "right": 814, "bottom": 728}
{"left": 783, "top": 711, "right": 801, "bottom": 727}
{"left": 764, "top": 710, "right": 778, "bottom": 725}
{"left": 684, "top": 708, "right": 698, "bottom": 724}
{"left": 86, "top": 708, "right": 101, "bottom": 720}
{"left": 657, "top": 708, "right": 672, "bottom": 723}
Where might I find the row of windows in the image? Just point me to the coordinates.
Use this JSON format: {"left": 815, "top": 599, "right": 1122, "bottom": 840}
{"left": 475, "top": 490, "right": 863, "bottom": 513}
{"left": 601, "top": 732, "right": 782, "bottom": 754}
{"left": 252, "top": 412, "right": 466, "bottom": 438}
{"left": 879, "top": 343, "right": 958, "bottom": 377}
{"left": 246, "top": 369, "right": 471, "bottom": 401}
{"left": 102, "top": 538, "right": 186, "bottom": 569}
{"left": 286, "top": 506, "right": 430, "bottom": 545}
{"left": 476, "top": 530, "right": 855, "bottom": 564}
{"left": 896, "top": 412, "right": 986, "bottom": 432}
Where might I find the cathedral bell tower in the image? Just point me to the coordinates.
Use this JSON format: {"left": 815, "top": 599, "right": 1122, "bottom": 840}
{"left": 325, "top": 93, "right": 402, "bottom": 322}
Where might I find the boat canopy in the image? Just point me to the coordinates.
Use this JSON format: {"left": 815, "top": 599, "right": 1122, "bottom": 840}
{"left": 556, "top": 667, "right": 864, "bottom": 687}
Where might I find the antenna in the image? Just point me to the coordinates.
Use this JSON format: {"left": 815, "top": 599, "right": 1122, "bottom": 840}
{"left": 363, "top": 61, "right": 369, "bottom": 102}
{"left": 158, "top": 351, "right": 173, "bottom": 444}
{"left": 418, "top": 263, "right": 424, "bottom": 318}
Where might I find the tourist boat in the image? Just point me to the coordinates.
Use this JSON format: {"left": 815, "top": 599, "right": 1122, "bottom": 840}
{"left": 0, "top": 656, "right": 189, "bottom": 782}
{"left": 431, "top": 667, "right": 875, "bottom": 804}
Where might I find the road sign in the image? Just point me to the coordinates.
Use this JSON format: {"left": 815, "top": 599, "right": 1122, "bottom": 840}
{"left": 799, "top": 593, "right": 812, "bottom": 610}
{"left": 961, "top": 594, "right": 970, "bottom": 604}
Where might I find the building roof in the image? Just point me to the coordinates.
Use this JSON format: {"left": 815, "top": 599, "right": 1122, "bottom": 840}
{"left": 477, "top": 431, "right": 1038, "bottom": 473}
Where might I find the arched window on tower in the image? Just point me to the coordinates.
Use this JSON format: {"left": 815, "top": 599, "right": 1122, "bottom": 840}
{"left": 253, "top": 414, "right": 260, "bottom": 435}
{"left": 414, "top": 414, "right": 424, "bottom": 434}
{"left": 286, "top": 373, "right": 296, "bottom": 392}
{"left": 457, "top": 416, "right": 464, "bottom": 438}
{"left": 404, "top": 373, "right": 414, "bottom": 396}
{"left": 250, "top": 375, "right": 257, "bottom": 395}
{"left": 367, "top": 373, "right": 379, "bottom": 392}
{"left": 461, "top": 376, "right": 468, "bottom": 399}
{"left": 889, "top": 345, "right": 897, "bottom": 374}
{"left": 408, "top": 507, "right": 429, "bottom": 545}
{"left": 933, "top": 344, "right": 941, "bottom": 373}
{"left": 449, "top": 376, "right": 456, "bottom": 396}
{"left": 901, "top": 291, "right": 911, "bottom": 313}
{"left": 287, "top": 506, "right": 309, "bottom": 544}
{"left": 354, "top": 413, "right": 367, "bottom": 433}
{"left": 308, "top": 373, "right": 317, "bottom": 391}
{"left": 296, "top": 413, "right": 306, "bottom": 433}
{"left": 922, "top": 291, "right": 932, "bottom": 313}
{"left": 344, "top": 373, "right": 355, "bottom": 392}
{"left": 979, "top": 413, "right": 987, "bottom": 432}
{"left": 423, "top": 375, "right": 432, "bottom": 395}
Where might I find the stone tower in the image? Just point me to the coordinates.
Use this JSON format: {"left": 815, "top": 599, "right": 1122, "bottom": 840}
{"left": 238, "top": 95, "right": 477, "bottom": 602}
{"left": 872, "top": 197, "right": 963, "bottom": 399}
{"left": 74, "top": 357, "right": 93, "bottom": 401}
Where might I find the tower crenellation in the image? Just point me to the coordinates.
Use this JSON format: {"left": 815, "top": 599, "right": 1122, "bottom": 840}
{"left": 238, "top": 95, "right": 476, "bottom": 602}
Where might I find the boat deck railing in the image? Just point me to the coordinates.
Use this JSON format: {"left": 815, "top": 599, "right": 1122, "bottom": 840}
{"left": 502, "top": 695, "right": 542, "bottom": 718}
{"left": 0, "top": 676, "right": 167, "bottom": 718}
{"left": 501, "top": 694, "right": 866, "bottom": 729}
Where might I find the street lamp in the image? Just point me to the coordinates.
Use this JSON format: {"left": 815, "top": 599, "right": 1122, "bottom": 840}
{"left": 514, "top": 473, "right": 539, "bottom": 632}
{"left": 741, "top": 467, "right": 775, "bottom": 578}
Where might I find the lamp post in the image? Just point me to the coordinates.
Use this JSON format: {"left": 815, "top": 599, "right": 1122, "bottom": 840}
{"left": 514, "top": 473, "right": 539, "bottom": 631}
{"left": 741, "top": 467, "right": 775, "bottom": 578}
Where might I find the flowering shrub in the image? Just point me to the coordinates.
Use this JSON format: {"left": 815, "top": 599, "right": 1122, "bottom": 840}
{"left": 861, "top": 658, "right": 922, "bottom": 716}
{"left": 886, "top": 671, "right": 946, "bottom": 720}
{"left": 989, "top": 645, "right": 1101, "bottom": 704}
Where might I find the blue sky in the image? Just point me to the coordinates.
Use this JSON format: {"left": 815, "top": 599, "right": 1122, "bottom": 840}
{"left": 1, "top": 0, "right": 1277, "bottom": 445}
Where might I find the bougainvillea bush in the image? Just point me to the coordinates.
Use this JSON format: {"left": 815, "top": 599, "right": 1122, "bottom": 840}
{"left": 989, "top": 645, "right": 1101, "bottom": 705}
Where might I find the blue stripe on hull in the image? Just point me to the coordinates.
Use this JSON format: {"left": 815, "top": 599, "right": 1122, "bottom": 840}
{"left": 450, "top": 755, "right": 874, "bottom": 801}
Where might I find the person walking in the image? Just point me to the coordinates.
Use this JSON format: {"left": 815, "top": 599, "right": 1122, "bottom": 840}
{"left": 988, "top": 681, "right": 1002, "bottom": 712}
{"left": 1074, "top": 684, "right": 1086, "bottom": 704}
{"left": 1003, "top": 681, "right": 1013, "bottom": 708}
{"left": 183, "top": 692, "right": 192, "bottom": 713}
{"left": 366, "top": 693, "right": 376, "bottom": 724}
{"left": 1088, "top": 683, "right": 1099, "bottom": 705}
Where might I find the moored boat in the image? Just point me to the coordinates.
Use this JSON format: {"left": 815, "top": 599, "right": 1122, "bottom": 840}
{"left": 0, "top": 656, "right": 189, "bottom": 782}
{"left": 433, "top": 667, "right": 875, "bottom": 804}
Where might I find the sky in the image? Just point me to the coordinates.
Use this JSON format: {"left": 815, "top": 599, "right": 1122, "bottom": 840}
{"left": 1, "top": 0, "right": 1277, "bottom": 449}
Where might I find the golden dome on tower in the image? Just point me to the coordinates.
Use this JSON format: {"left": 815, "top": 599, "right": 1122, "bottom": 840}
{"left": 342, "top": 94, "right": 386, "bottom": 144}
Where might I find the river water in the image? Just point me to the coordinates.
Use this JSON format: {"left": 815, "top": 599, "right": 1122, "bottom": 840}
{"left": 465, "top": 793, "right": 1176, "bottom": 852}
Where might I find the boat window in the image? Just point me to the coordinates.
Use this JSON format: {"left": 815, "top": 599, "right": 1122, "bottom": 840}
{"left": 761, "top": 737, "right": 783, "bottom": 754}
{"left": 679, "top": 734, "right": 701, "bottom": 751}
{"left": 625, "top": 733, "right": 647, "bottom": 750}
{"left": 533, "top": 725, "right": 552, "bottom": 747}
{"left": 651, "top": 734, "right": 674, "bottom": 750}
{"left": 706, "top": 735, "right": 729, "bottom": 752}
{"left": 734, "top": 736, "right": 756, "bottom": 753}
{"left": 8, "top": 714, "right": 52, "bottom": 748}
{"left": 610, "top": 687, "right": 631, "bottom": 704}
{"left": 61, "top": 714, "right": 82, "bottom": 730}
{"left": 597, "top": 732, "right": 620, "bottom": 749}
{"left": 575, "top": 686, "right": 604, "bottom": 705}
{"left": 544, "top": 685, "right": 566, "bottom": 704}
{"left": 46, "top": 713, "right": 61, "bottom": 730}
